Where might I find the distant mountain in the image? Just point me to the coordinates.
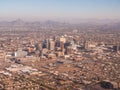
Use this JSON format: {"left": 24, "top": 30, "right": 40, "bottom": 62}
{"left": 0, "top": 19, "right": 120, "bottom": 32}
{"left": 0, "top": 19, "right": 69, "bottom": 27}
{"left": 11, "top": 19, "right": 25, "bottom": 25}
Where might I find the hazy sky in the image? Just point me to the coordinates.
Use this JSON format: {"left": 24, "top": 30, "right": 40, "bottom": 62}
{"left": 0, "top": 0, "right": 120, "bottom": 21}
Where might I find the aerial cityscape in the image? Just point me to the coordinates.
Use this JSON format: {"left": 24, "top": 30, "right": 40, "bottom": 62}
{"left": 0, "top": 0, "right": 120, "bottom": 90}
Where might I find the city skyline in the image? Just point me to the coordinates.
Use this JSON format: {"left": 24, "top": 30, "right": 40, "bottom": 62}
{"left": 0, "top": 0, "right": 120, "bottom": 21}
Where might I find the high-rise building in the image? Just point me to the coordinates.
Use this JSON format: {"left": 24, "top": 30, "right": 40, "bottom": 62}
{"left": 45, "top": 39, "right": 49, "bottom": 49}
{"left": 38, "top": 43, "right": 43, "bottom": 50}
{"left": 84, "top": 41, "right": 89, "bottom": 50}
{"left": 66, "top": 46, "right": 74, "bottom": 55}
{"left": 49, "top": 39, "right": 55, "bottom": 51}
{"left": 60, "top": 42, "right": 64, "bottom": 51}
{"left": 113, "top": 45, "right": 120, "bottom": 52}
{"left": 60, "top": 36, "right": 66, "bottom": 43}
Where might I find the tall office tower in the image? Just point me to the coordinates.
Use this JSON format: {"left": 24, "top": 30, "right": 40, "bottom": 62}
{"left": 43, "top": 39, "right": 49, "bottom": 49}
{"left": 55, "top": 41, "right": 60, "bottom": 47}
{"left": 60, "top": 42, "right": 65, "bottom": 56}
{"left": 60, "top": 36, "right": 66, "bottom": 43}
{"left": 38, "top": 43, "right": 43, "bottom": 50}
{"left": 66, "top": 46, "right": 73, "bottom": 55}
{"left": 71, "top": 40, "right": 75, "bottom": 46}
{"left": 84, "top": 41, "right": 89, "bottom": 50}
{"left": 49, "top": 39, "right": 55, "bottom": 51}
{"left": 60, "top": 42, "right": 64, "bottom": 51}
{"left": 116, "top": 43, "right": 120, "bottom": 53}
{"left": 60, "top": 36, "right": 66, "bottom": 50}
{"left": 35, "top": 43, "right": 39, "bottom": 51}
{"left": 113, "top": 41, "right": 120, "bottom": 53}
{"left": 117, "top": 45, "right": 119, "bottom": 52}
{"left": 46, "top": 39, "right": 49, "bottom": 49}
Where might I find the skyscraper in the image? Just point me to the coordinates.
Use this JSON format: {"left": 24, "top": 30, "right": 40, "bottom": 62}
{"left": 49, "top": 39, "right": 55, "bottom": 51}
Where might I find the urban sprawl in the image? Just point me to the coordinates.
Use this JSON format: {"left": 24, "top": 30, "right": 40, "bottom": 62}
{"left": 0, "top": 20, "right": 120, "bottom": 90}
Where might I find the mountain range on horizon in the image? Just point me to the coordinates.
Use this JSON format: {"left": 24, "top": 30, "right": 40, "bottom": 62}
{"left": 0, "top": 19, "right": 120, "bottom": 32}
{"left": 0, "top": 18, "right": 120, "bottom": 24}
